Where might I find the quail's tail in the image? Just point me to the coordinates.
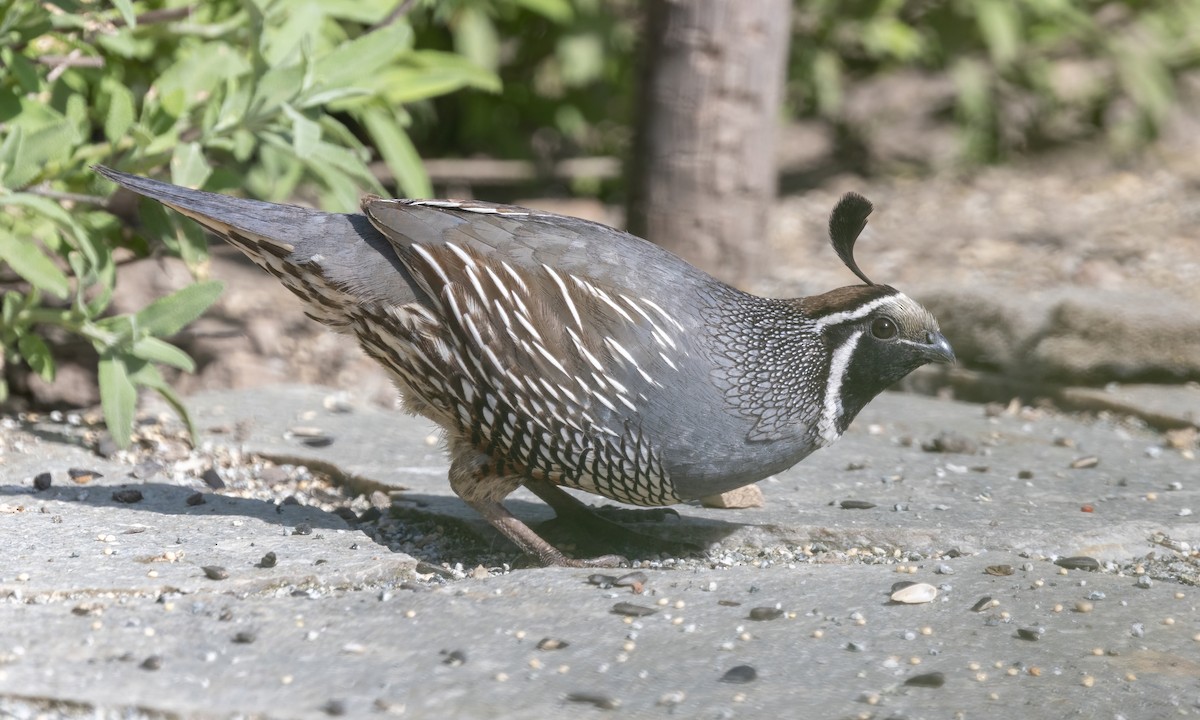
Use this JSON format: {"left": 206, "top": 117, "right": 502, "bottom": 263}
{"left": 94, "top": 166, "right": 419, "bottom": 318}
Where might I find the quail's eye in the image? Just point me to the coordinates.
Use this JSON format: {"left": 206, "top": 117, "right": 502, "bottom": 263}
{"left": 871, "top": 316, "right": 897, "bottom": 340}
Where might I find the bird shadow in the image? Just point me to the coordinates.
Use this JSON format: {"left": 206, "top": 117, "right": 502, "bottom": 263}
{"left": 2, "top": 478, "right": 743, "bottom": 570}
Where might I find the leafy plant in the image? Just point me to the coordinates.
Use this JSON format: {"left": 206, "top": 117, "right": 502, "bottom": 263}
{"left": 789, "top": 0, "right": 1200, "bottom": 162}
{"left": 0, "top": 0, "right": 499, "bottom": 446}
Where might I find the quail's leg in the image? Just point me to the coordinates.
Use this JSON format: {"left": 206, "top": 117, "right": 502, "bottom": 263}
{"left": 524, "top": 479, "right": 700, "bottom": 558}
{"left": 525, "top": 480, "right": 680, "bottom": 524}
{"left": 448, "top": 454, "right": 626, "bottom": 568}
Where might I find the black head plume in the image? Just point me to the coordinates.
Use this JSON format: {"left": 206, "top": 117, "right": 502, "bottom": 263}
{"left": 828, "top": 192, "right": 875, "bottom": 286}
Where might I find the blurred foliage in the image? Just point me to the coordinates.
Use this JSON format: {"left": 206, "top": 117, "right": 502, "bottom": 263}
{"left": 0, "top": 0, "right": 498, "bottom": 446}
{"left": 789, "top": 0, "right": 1200, "bottom": 161}
{"left": 404, "top": 0, "right": 638, "bottom": 197}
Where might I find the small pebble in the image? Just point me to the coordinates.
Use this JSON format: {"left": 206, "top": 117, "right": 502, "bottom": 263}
{"left": 293, "top": 523, "right": 313, "bottom": 536}
{"left": 33, "top": 473, "right": 52, "bottom": 491}
{"left": 748, "top": 607, "right": 783, "bottom": 621}
{"left": 112, "top": 489, "right": 143, "bottom": 504}
{"left": 1081, "top": 675, "right": 1095, "bottom": 688}
{"left": 611, "top": 602, "right": 657, "bottom": 617}
{"left": 202, "top": 566, "right": 229, "bottom": 580}
{"left": 1074, "top": 601, "right": 1094, "bottom": 613}
{"left": 565, "top": 693, "right": 619, "bottom": 710}
{"left": 140, "top": 655, "right": 162, "bottom": 671}
{"left": 1135, "top": 575, "right": 1152, "bottom": 589}
{"left": 440, "top": 650, "right": 466, "bottom": 666}
{"left": 840, "top": 499, "right": 876, "bottom": 510}
{"left": 259, "top": 552, "right": 278, "bottom": 568}
{"left": 588, "top": 574, "right": 617, "bottom": 588}
{"left": 537, "top": 638, "right": 569, "bottom": 651}
{"left": 1017, "top": 627, "right": 1044, "bottom": 641}
{"left": 985, "top": 565, "right": 1014, "bottom": 576}
{"left": 1130, "top": 623, "right": 1145, "bottom": 638}
{"left": 233, "top": 631, "right": 256, "bottom": 644}
{"left": 1069, "top": 456, "right": 1099, "bottom": 469}
{"left": 1055, "top": 556, "right": 1100, "bottom": 571}
{"left": 719, "top": 665, "right": 757, "bottom": 684}
{"left": 322, "top": 699, "right": 347, "bottom": 716}
{"left": 890, "top": 583, "right": 938, "bottom": 604}
{"left": 970, "top": 596, "right": 994, "bottom": 612}
{"left": 904, "top": 671, "right": 945, "bottom": 688}
{"left": 69, "top": 468, "right": 102, "bottom": 484}
{"left": 201, "top": 468, "right": 225, "bottom": 489}
{"left": 186, "top": 492, "right": 206, "bottom": 506}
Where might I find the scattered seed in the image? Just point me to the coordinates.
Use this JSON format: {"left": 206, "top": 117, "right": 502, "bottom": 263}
{"left": 1070, "top": 456, "right": 1099, "bottom": 470}
{"left": 186, "top": 492, "right": 206, "bottom": 506}
{"left": 905, "top": 671, "right": 945, "bottom": 688}
{"left": 537, "top": 638, "right": 570, "bottom": 651}
{"left": 111, "top": 488, "right": 143, "bottom": 504}
{"left": 440, "top": 650, "right": 467, "bottom": 667}
{"left": 840, "top": 499, "right": 876, "bottom": 510}
{"left": 891, "top": 583, "right": 938, "bottom": 604}
{"left": 259, "top": 552, "right": 278, "bottom": 568}
{"left": 33, "top": 473, "right": 51, "bottom": 491}
{"left": 971, "top": 596, "right": 994, "bottom": 612}
{"left": 985, "top": 565, "right": 1014, "bottom": 576}
{"left": 1055, "top": 556, "right": 1099, "bottom": 571}
{"left": 68, "top": 468, "right": 102, "bottom": 484}
{"left": 140, "top": 655, "right": 162, "bottom": 671}
{"left": 565, "top": 692, "right": 619, "bottom": 710}
{"left": 202, "top": 566, "right": 229, "bottom": 580}
{"left": 1017, "top": 627, "right": 1044, "bottom": 641}
{"left": 611, "top": 602, "right": 657, "bottom": 617}
{"left": 748, "top": 607, "right": 784, "bottom": 621}
{"left": 720, "top": 665, "right": 757, "bottom": 684}
{"left": 201, "top": 468, "right": 225, "bottom": 489}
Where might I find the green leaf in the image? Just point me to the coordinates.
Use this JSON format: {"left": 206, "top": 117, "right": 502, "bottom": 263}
{"left": 977, "top": 0, "right": 1022, "bottom": 68}
{"left": 313, "top": 22, "right": 412, "bottom": 89}
{"left": 282, "top": 103, "right": 321, "bottom": 157}
{"left": 360, "top": 106, "right": 431, "bottom": 198}
{"left": 101, "top": 77, "right": 137, "bottom": 143}
{"left": 512, "top": 0, "right": 574, "bottom": 24}
{"left": 453, "top": 6, "right": 500, "bottom": 74}
{"left": 0, "top": 228, "right": 70, "bottom": 299}
{"left": 171, "top": 141, "right": 212, "bottom": 188}
{"left": 135, "top": 280, "right": 224, "bottom": 338}
{"left": 16, "top": 333, "right": 55, "bottom": 382}
{"left": 130, "top": 336, "right": 196, "bottom": 372}
{"left": 98, "top": 350, "right": 138, "bottom": 448}
{"left": 111, "top": 0, "right": 137, "bottom": 28}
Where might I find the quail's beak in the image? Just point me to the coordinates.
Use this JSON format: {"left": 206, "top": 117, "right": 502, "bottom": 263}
{"left": 919, "top": 331, "right": 956, "bottom": 365}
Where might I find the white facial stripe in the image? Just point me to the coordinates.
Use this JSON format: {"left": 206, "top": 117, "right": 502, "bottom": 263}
{"left": 819, "top": 329, "right": 864, "bottom": 445}
{"left": 812, "top": 295, "right": 894, "bottom": 330}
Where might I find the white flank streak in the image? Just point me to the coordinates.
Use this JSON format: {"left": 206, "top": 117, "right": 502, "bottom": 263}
{"left": 510, "top": 293, "right": 533, "bottom": 322}
{"left": 462, "top": 310, "right": 485, "bottom": 351}
{"left": 616, "top": 394, "right": 637, "bottom": 412}
{"left": 591, "top": 390, "right": 618, "bottom": 413}
{"left": 444, "top": 242, "right": 477, "bottom": 269}
{"left": 515, "top": 311, "right": 543, "bottom": 343}
{"left": 567, "top": 328, "right": 605, "bottom": 372}
{"left": 537, "top": 377, "right": 560, "bottom": 400}
{"left": 484, "top": 266, "right": 513, "bottom": 303}
{"left": 463, "top": 265, "right": 488, "bottom": 307}
{"left": 622, "top": 294, "right": 676, "bottom": 349}
{"left": 605, "top": 337, "right": 638, "bottom": 369}
{"left": 411, "top": 245, "right": 451, "bottom": 286}
{"left": 543, "top": 265, "right": 583, "bottom": 330}
{"left": 813, "top": 296, "right": 895, "bottom": 330}
{"left": 819, "top": 329, "right": 864, "bottom": 445}
{"left": 492, "top": 299, "right": 514, "bottom": 330}
{"left": 534, "top": 343, "right": 569, "bottom": 377}
{"left": 307, "top": 254, "right": 324, "bottom": 264}
{"left": 592, "top": 288, "right": 634, "bottom": 323}
{"left": 641, "top": 298, "right": 685, "bottom": 331}
{"left": 601, "top": 373, "right": 628, "bottom": 395}
{"left": 500, "top": 261, "right": 528, "bottom": 293}
{"left": 482, "top": 345, "right": 505, "bottom": 374}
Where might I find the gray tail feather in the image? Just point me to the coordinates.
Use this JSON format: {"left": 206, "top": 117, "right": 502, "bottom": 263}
{"left": 94, "top": 166, "right": 419, "bottom": 309}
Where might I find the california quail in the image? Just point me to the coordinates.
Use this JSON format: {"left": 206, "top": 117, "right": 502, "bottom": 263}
{"left": 96, "top": 166, "right": 954, "bottom": 567}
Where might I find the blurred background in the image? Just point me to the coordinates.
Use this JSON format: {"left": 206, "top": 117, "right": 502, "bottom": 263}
{"left": 2, "top": 0, "right": 1198, "bottom": 445}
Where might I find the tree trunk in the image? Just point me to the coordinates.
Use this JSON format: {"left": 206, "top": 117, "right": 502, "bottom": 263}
{"left": 627, "top": 0, "right": 792, "bottom": 288}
